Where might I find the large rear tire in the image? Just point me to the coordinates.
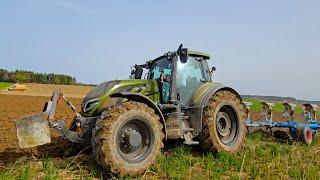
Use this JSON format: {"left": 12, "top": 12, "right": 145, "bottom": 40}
{"left": 198, "top": 90, "right": 247, "bottom": 154}
{"left": 92, "top": 101, "right": 164, "bottom": 176}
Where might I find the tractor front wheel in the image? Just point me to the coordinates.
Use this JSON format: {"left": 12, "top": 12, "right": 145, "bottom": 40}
{"left": 198, "top": 90, "right": 247, "bottom": 154}
{"left": 91, "top": 101, "right": 164, "bottom": 176}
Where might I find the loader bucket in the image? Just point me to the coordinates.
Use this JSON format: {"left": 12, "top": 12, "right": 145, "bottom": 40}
{"left": 15, "top": 112, "right": 51, "bottom": 148}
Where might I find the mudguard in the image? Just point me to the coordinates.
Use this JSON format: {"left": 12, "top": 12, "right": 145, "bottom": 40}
{"left": 111, "top": 92, "right": 167, "bottom": 139}
{"left": 186, "top": 83, "right": 242, "bottom": 135}
{"left": 189, "top": 83, "right": 241, "bottom": 107}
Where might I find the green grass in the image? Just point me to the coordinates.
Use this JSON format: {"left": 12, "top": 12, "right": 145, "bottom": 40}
{"left": 0, "top": 82, "right": 12, "bottom": 91}
{"left": 150, "top": 134, "right": 320, "bottom": 179}
{"left": 1, "top": 132, "right": 320, "bottom": 179}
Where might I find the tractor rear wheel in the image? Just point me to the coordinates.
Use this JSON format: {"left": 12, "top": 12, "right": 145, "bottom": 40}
{"left": 198, "top": 90, "right": 247, "bottom": 154}
{"left": 92, "top": 101, "right": 164, "bottom": 176}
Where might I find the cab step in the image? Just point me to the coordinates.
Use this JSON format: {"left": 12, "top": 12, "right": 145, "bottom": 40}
{"left": 183, "top": 132, "right": 199, "bottom": 145}
{"left": 183, "top": 141, "right": 199, "bottom": 146}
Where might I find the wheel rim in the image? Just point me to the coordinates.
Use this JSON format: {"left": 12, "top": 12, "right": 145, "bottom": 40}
{"left": 116, "top": 119, "right": 154, "bottom": 163}
{"left": 216, "top": 105, "right": 239, "bottom": 145}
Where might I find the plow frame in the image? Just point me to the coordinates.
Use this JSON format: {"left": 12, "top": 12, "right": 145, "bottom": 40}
{"left": 245, "top": 101, "right": 320, "bottom": 144}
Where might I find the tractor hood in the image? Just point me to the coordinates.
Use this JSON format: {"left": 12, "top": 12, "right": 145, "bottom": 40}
{"left": 81, "top": 80, "right": 160, "bottom": 115}
{"left": 83, "top": 81, "right": 120, "bottom": 103}
{"left": 82, "top": 80, "right": 120, "bottom": 114}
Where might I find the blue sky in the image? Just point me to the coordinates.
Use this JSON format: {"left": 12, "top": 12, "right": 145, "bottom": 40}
{"left": 0, "top": 1, "right": 319, "bottom": 100}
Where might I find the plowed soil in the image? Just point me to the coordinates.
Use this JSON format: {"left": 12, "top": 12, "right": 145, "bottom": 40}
{"left": 0, "top": 94, "right": 83, "bottom": 164}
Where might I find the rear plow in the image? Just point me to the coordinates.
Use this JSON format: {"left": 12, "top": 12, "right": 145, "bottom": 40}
{"left": 245, "top": 101, "right": 320, "bottom": 145}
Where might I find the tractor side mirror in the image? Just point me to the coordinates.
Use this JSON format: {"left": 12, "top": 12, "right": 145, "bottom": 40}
{"left": 130, "top": 67, "right": 136, "bottom": 79}
{"left": 130, "top": 65, "right": 143, "bottom": 79}
{"left": 208, "top": 67, "right": 216, "bottom": 76}
{"left": 177, "top": 44, "right": 188, "bottom": 63}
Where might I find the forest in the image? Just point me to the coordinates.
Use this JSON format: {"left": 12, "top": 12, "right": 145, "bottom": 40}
{"left": 0, "top": 68, "right": 76, "bottom": 85}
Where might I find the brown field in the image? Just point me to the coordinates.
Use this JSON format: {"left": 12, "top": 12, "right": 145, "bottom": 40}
{"left": 0, "top": 83, "right": 92, "bottom": 98}
{"left": 0, "top": 84, "right": 92, "bottom": 165}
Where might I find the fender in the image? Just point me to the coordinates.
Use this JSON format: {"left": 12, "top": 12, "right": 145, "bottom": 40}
{"left": 186, "top": 83, "right": 242, "bottom": 135}
{"left": 111, "top": 92, "right": 167, "bottom": 140}
{"left": 189, "top": 83, "right": 242, "bottom": 107}
{"left": 200, "top": 86, "right": 242, "bottom": 108}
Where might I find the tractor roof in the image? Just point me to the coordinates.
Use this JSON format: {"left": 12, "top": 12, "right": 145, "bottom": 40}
{"left": 188, "top": 50, "right": 210, "bottom": 60}
{"left": 148, "top": 50, "right": 211, "bottom": 66}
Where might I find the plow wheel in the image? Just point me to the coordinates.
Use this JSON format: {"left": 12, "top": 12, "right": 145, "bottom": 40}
{"left": 198, "top": 90, "right": 247, "bottom": 154}
{"left": 302, "top": 127, "right": 313, "bottom": 145}
{"left": 92, "top": 101, "right": 164, "bottom": 176}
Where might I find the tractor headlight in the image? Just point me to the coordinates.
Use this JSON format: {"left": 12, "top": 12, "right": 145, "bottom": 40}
{"left": 83, "top": 98, "right": 99, "bottom": 113}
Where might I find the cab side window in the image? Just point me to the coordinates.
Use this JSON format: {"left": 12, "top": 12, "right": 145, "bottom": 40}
{"left": 149, "top": 58, "right": 172, "bottom": 104}
{"left": 149, "top": 58, "right": 172, "bottom": 81}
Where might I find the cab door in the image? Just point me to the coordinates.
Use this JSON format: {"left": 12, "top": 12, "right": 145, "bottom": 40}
{"left": 176, "top": 57, "right": 207, "bottom": 105}
{"left": 149, "top": 57, "right": 173, "bottom": 104}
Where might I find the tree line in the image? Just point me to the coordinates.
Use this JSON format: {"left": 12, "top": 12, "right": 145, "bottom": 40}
{"left": 0, "top": 68, "right": 76, "bottom": 85}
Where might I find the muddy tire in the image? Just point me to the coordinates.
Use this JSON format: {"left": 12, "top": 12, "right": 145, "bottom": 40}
{"left": 198, "top": 90, "right": 247, "bottom": 154}
{"left": 91, "top": 101, "right": 164, "bottom": 176}
{"left": 302, "top": 127, "right": 313, "bottom": 145}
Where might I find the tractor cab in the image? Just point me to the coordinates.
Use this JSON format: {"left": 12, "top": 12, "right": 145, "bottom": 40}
{"left": 132, "top": 44, "right": 215, "bottom": 106}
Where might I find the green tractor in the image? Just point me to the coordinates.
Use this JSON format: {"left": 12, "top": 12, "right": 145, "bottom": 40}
{"left": 15, "top": 45, "right": 247, "bottom": 176}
